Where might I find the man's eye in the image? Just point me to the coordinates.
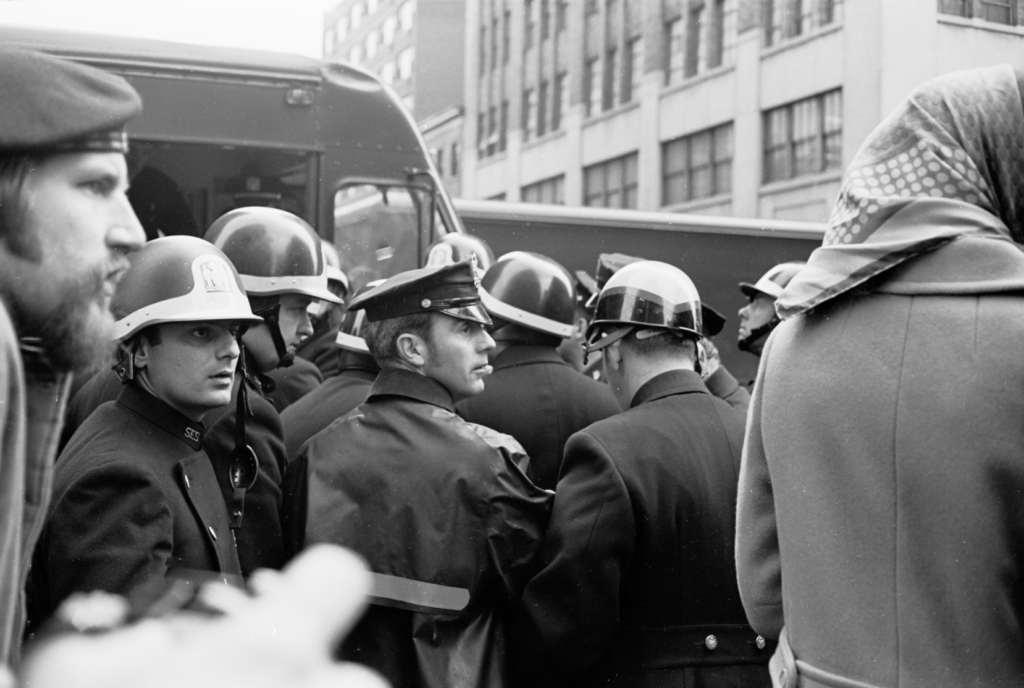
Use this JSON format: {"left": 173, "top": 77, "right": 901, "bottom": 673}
{"left": 81, "top": 179, "right": 114, "bottom": 196}
{"left": 192, "top": 327, "right": 210, "bottom": 338}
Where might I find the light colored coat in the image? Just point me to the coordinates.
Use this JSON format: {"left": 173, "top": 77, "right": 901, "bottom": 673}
{"left": 737, "top": 235, "right": 1024, "bottom": 687}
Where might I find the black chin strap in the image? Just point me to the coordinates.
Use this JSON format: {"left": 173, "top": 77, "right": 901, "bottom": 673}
{"left": 738, "top": 317, "right": 779, "bottom": 355}
{"left": 228, "top": 346, "right": 258, "bottom": 531}
{"left": 254, "top": 303, "right": 294, "bottom": 368}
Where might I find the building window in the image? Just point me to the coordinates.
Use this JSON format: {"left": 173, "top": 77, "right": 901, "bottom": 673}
{"left": 503, "top": 10, "right": 511, "bottom": 63}
{"left": 553, "top": 72, "right": 567, "bottom": 130}
{"left": 525, "top": 0, "right": 536, "bottom": 50}
{"left": 765, "top": 0, "right": 842, "bottom": 47}
{"left": 763, "top": 90, "right": 842, "bottom": 184}
{"left": 603, "top": 48, "right": 618, "bottom": 111}
{"left": 398, "top": 47, "right": 415, "bottom": 81}
{"left": 664, "top": 18, "right": 683, "bottom": 85}
{"left": 622, "top": 38, "right": 642, "bottom": 104}
{"left": 351, "top": 2, "right": 363, "bottom": 30}
{"left": 479, "top": 25, "right": 486, "bottom": 75}
{"left": 522, "top": 175, "right": 565, "bottom": 204}
{"left": 707, "top": 0, "right": 726, "bottom": 68}
{"left": 381, "top": 61, "right": 396, "bottom": 84}
{"left": 541, "top": 0, "right": 551, "bottom": 39}
{"left": 400, "top": 0, "right": 415, "bottom": 32}
{"left": 384, "top": 15, "right": 397, "bottom": 45}
{"left": 368, "top": 0, "right": 378, "bottom": 13}
{"left": 584, "top": 57, "right": 600, "bottom": 117}
{"left": 487, "top": 106, "right": 497, "bottom": 156}
{"left": 500, "top": 100, "right": 509, "bottom": 152}
{"left": 451, "top": 142, "right": 460, "bottom": 177}
{"left": 981, "top": 0, "right": 1015, "bottom": 23}
{"left": 940, "top": 0, "right": 971, "bottom": 17}
{"left": 684, "top": 4, "right": 702, "bottom": 78}
{"left": 336, "top": 16, "right": 349, "bottom": 41}
{"left": 522, "top": 89, "right": 536, "bottom": 142}
{"left": 323, "top": 29, "right": 336, "bottom": 55}
{"left": 662, "top": 123, "right": 733, "bottom": 206}
{"left": 349, "top": 45, "right": 363, "bottom": 65}
{"left": 477, "top": 112, "right": 486, "bottom": 155}
{"left": 538, "top": 80, "right": 549, "bottom": 137}
{"left": 557, "top": 0, "right": 569, "bottom": 30}
{"left": 434, "top": 147, "right": 444, "bottom": 174}
{"left": 366, "top": 30, "right": 380, "bottom": 59}
{"left": 584, "top": 153, "right": 639, "bottom": 209}
{"left": 491, "top": 15, "right": 499, "bottom": 69}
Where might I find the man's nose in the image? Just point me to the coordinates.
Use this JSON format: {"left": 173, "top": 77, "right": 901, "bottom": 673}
{"left": 107, "top": 194, "right": 146, "bottom": 253}
{"left": 479, "top": 328, "right": 495, "bottom": 352}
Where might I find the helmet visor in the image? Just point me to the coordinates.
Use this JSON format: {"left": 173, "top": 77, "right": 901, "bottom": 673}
{"left": 594, "top": 285, "right": 701, "bottom": 335}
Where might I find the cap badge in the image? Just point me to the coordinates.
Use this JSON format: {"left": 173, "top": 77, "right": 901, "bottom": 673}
{"left": 199, "top": 259, "right": 232, "bottom": 293}
{"left": 421, "top": 298, "right": 432, "bottom": 308}
{"left": 470, "top": 253, "right": 482, "bottom": 289}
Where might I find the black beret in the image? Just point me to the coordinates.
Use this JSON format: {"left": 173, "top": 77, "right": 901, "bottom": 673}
{"left": 0, "top": 48, "right": 141, "bottom": 153}
{"left": 348, "top": 260, "right": 491, "bottom": 326}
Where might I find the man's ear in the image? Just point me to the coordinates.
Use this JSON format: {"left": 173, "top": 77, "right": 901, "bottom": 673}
{"left": 604, "top": 340, "right": 622, "bottom": 372}
{"left": 572, "top": 316, "right": 589, "bottom": 342}
{"left": 133, "top": 336, "right": 153, "bottom": 372}
{"left": 396, "top": 333, "right": 428, "bottom": 368}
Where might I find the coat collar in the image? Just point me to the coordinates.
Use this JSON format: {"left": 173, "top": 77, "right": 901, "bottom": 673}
{"left": 117, "top": 383, "right": 206, "bottom": 451}
{"left": 630, "top": 369, "right": 708, "bottom": 409}
{"left": 492, "top": 343, "right": 566, "bottom": 371}
{"left": 703, "top": 364, "right": 740, "bottom": 400}
{"left": 369, "top": 367, "right": 456, "bottom": 412}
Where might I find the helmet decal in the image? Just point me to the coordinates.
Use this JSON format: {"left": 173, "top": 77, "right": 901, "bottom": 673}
{"left": 199, "top": 258, "right": 233, "bottom": 293}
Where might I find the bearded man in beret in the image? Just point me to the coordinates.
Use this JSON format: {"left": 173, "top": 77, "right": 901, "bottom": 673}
{"left": 0, "top": 48, "right": 145, "bottom": 671}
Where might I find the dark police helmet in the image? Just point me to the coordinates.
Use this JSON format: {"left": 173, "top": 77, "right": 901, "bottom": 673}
{"left": 479, "top": 251, "right": 576, "bottom": 338}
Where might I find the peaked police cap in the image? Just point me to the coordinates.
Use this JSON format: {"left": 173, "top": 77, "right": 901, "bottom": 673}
{"left": 347, "top": 260, "right": 491, "bottom": 326}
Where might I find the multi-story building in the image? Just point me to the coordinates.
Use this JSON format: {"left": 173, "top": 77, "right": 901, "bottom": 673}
{"left": 462, "top": 0, "right": 1024, "bottom": 221}
{"left": 323, "top": 0, "right": 465, "bottom": 122}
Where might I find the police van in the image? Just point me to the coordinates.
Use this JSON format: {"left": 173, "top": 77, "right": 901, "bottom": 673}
{"left": 0, "top": 24, "right": 458, "bottom": 292}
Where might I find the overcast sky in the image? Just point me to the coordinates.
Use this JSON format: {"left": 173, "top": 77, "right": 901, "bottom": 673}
{"left": 0, "top": 0, "right": 337, "bottom": 57}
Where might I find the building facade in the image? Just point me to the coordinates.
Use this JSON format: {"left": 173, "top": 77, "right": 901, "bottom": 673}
{"left": 461, "top": 0, "right": 1024, "bottom": 221}
{"left": 323, "top": 0, "right": 465, "bottom": 122}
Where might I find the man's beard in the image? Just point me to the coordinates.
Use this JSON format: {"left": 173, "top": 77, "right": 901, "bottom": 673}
{"left": 8, "top": 260, "right": 119, "bottom": 374}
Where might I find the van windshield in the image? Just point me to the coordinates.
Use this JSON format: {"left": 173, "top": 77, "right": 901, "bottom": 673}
{"left": 334, "top": 183, "right": 439, "bottom": 292}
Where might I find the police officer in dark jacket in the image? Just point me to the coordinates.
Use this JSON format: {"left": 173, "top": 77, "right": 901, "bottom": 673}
{"left": 457, "top": 252, "right": 621, "bottom": 490}
{"left": 30, "top": 237, "right": 259, "bottom": 625}
{"left": 512, "top": 260, "right": 772, "bottom": 688}
{"left": 281, "top": 283, "right": 381, "bottom": 461}
{"left": 204, "top": 207, "right": 343, "bottom": 575}
{"left": 283, "top": 259, "right": 551, "bottom": 688}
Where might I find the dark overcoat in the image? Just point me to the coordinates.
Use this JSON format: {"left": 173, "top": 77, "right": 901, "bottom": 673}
{"left": 456, "top": 344, "right": 621, "bottom": 490}
{"left": 264, "top": 355, "right": 322, "bottom": 411}
{"left": 514, "top": 369, "right": 771, "bottom": 688}
{"left": 283, "top": 368, "right": 552, "bottom": 688}
{"left": 280, "top": 364, "right": 376, "bottom": 461}
{"left": 737, "top": 235, "right": 1024, "bottom": 687}
{"left": 30, "top": 384, "right": 241, "bottom": 622}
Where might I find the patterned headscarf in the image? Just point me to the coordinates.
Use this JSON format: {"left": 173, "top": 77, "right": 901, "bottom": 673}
{"left": 776, "top": 64, "right": 1024, "bottom": 319}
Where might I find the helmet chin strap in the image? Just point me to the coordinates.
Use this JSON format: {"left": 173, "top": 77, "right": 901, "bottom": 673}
{"left": 253, "top": 303, "right": 295, "bottom": 368}
{"left": 738, "top": 317, "right": 780, "bottom": 355}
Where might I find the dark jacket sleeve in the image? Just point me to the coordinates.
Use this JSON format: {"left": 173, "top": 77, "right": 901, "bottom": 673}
{"left": 280, "top": 453, "right": 309, "bottom": 563}
{"left": 513, "top": 430, "right": 635, "bottom": 679}
{"left": 265, "top": 357, "right": 323, "bottom": 412}
{"left": 735, "top": 335, "right": 784, "bottom": 639}
{"left": 42, "top": 461, "right": 173, "bottom": 608}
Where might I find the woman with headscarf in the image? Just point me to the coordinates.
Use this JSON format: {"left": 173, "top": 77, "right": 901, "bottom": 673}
{"left": 736, "top": 64, "right": 1024, "bottom": 688}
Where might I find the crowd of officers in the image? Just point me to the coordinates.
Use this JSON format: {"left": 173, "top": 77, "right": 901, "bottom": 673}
{"left": 0, "top": 45, "right": 812, "bottom": 688}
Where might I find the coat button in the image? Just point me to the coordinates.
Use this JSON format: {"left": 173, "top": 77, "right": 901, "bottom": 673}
{"left": 705, "top": 634, "right": 718, "bottom": 650}
{"left": 756, "top": 635, "right": 766, "bottom": 650}
{"left": 183, "top": 474, "right": 191, "bottom": 489}
{"left": 208, "top": 526, "right": 217, "bottom": 541}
